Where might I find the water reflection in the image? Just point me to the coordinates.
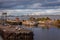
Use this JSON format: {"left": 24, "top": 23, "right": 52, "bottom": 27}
{"left": 55, "top": 26, "right": 60, "bottom": 29}
{"left": 23, "top": 25, "right": 60, "bottom": 40}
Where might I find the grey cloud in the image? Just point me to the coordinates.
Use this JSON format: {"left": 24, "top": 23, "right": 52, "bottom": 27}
{"left": 0, "top": 0, "right": 60, "bottom": 9}
{"left": 0, "top": 0, "right": 29, "bottom": 2}
{"left": 42, "top": 2, "right": 60, "bottom": 7}
{"left": 47, "top": 0, "right": 57, "bottom": 2}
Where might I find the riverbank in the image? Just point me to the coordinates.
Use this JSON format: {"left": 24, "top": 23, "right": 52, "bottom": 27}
{"left": 0, "top": 17, "right": 60, "bottom": 28}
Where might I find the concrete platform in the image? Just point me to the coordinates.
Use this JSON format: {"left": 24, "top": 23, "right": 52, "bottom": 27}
{"left": 0, "top": 25, "right": 33, "bottom": 40}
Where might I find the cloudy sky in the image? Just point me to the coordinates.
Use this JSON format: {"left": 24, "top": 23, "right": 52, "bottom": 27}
{"left": 0, "top": 0, "right": 60, "bottom": 15}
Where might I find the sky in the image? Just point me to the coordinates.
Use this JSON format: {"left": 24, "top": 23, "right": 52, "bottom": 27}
{"left": 0, "top": 0, "right": 60, "bottom": 15}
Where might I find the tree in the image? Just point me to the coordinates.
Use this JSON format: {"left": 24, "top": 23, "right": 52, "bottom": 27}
{"left": 29, "top": 17, "right": 36, "bottom": 21}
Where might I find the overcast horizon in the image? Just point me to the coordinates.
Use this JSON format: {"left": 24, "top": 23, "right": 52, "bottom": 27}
{"left": 0, "top": 0, "right": 60, "bottom": 15}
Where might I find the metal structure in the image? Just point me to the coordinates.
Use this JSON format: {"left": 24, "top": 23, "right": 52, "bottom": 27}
{"left": 1, "top": 13, "right": 7, "bottom": 25}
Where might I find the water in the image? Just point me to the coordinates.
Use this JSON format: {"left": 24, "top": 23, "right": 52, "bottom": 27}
{"left": 25, "top": 27, "right": 60, "bottom": 40}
